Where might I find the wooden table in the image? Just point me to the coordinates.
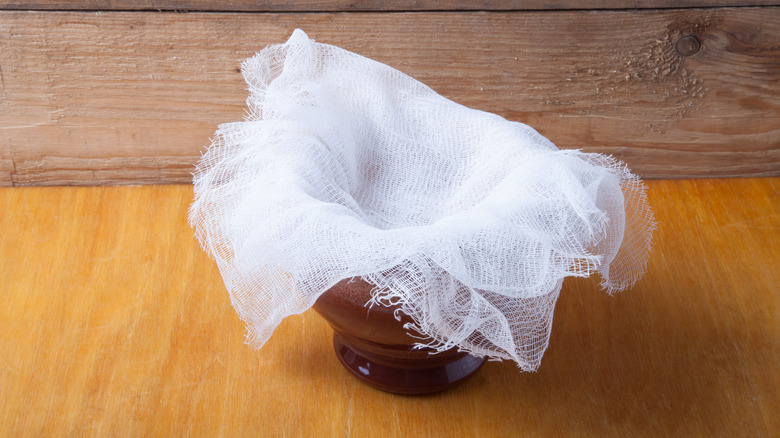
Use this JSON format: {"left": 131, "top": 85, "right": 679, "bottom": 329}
{"left": 1, "top": 178, "right": 778, "bottom": 436}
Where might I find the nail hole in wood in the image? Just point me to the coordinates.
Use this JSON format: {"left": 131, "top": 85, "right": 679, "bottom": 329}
{"left": 676, "top": 35, "right": 701, "bottom": 57}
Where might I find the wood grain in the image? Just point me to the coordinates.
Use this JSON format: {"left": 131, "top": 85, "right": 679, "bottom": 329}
{"left": 0, "top": 178, "right": 777, "bottom": 435}
{"left": 4, "top": 0, "right": 780, "bottom": 11}
{"left": 1, "top": 9, "right": 779, "bottom": 185}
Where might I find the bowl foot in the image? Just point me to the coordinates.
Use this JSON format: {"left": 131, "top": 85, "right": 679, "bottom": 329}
{"left": 332, "top": 331, "right": 486, "bottom": 395}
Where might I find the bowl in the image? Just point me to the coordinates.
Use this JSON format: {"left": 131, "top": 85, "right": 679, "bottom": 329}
{"left": 312, "top": 278, "right": 485, "bottom": 395}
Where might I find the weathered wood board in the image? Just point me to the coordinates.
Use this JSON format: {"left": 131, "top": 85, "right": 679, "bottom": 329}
{"left": 1, "top": 8, "right": 779, "bottom": 185}
{"left": 4, "top": 0, "right": 780, "bottom": 11}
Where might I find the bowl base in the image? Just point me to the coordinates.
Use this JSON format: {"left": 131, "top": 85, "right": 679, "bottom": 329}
{"left": 332, "top": 331, "right": 486, "bottom": 395}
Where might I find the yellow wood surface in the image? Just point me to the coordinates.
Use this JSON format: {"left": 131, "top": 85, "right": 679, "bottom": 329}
{"left": 0, "top": 178, "right": 778, "bottom": 436}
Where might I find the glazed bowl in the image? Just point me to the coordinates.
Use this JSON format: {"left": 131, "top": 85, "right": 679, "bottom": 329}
{"left": 312, "top": 278, "right": 485, "bottom": 395}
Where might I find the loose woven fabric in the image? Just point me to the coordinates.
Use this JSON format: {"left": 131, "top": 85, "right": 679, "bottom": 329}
{"left": 190, "top": 29, "right": 655, "bottom": 371}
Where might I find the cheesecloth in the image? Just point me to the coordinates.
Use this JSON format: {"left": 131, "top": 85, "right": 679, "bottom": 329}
{"left": 190, "top": 29, "right": 655, "bottom": 371}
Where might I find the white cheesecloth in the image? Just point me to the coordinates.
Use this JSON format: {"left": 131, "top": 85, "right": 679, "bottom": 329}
{"left": 190, "top": 29, "right": 655, "bottom": 371}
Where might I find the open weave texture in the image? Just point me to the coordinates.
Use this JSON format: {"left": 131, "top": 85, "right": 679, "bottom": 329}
{"left": 190, "top": 29, "right": 655, "bottom": 371}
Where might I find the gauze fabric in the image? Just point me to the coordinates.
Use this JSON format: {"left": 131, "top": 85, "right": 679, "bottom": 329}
{"left": 190, "top": 29, "right": 655, "bottom": 371}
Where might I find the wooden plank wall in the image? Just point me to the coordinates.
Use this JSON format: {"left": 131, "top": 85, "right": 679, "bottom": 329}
{"left": 6, "top": 1, "right": 780, "bottom": 11}
{"left": 1, "top": 2, "right": 779, "bottom": 186}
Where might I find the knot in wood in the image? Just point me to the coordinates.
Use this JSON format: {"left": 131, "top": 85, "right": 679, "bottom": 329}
{"left": 676, "top": 35, "right": 701, "bottom": 57}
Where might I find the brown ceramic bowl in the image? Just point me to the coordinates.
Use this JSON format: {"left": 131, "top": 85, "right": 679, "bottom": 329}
{"left": 312, "top": 278, "right": 485, "bottom": 395}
